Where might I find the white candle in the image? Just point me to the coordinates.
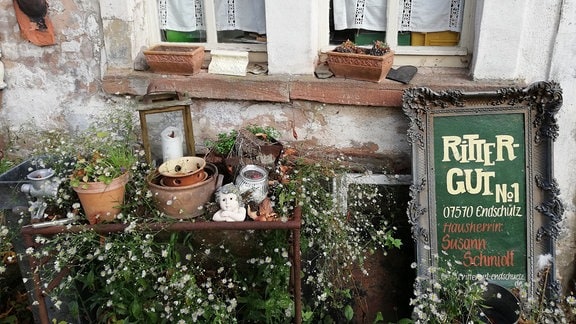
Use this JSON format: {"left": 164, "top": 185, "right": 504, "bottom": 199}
{"left": 161, "top": 126, "right": 183, "bottom": 162}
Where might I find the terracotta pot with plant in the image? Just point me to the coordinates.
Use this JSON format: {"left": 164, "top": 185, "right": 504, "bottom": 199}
{"left": 69, "top": 128, "right": 137, "bottom": 224}
{"left": 326, "top": 40, "right": 394, "bottom": 82}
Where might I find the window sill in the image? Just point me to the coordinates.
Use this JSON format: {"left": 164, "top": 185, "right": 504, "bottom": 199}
{"left": 102, "top": 68, "right": 520, "bottom": 107}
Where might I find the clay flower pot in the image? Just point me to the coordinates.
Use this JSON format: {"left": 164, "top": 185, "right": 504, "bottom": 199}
{"left": 327, "top": 41, "right": 394, "bottom": 83}
{"left": 148, "top": 163, "right": 221, "bottom": 219}
{"left": 143, "top": 45, "right": 205, "bottom": 75}
{"left": 158, "top": 156, "right": 207, "bottom": 187}
{"left": 327, "top": 50, "right": 394, "bottom": 82}
{"left": 72, "top": 172, "right": 129, "bottom": 224}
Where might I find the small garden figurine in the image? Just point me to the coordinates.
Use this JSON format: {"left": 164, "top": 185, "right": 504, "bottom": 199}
{"left": 212, "top": 183, "right": 246, "bottom": 222}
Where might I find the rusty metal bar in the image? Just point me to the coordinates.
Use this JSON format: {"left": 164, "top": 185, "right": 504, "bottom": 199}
{"left": 21, "top": 228, "right": 50, "bottom": 324}
{"left": 21, "top": 218, "right": 301, "bottom": 236}
{"left": 292, "top": 217, "right": 302, "bottom": 324}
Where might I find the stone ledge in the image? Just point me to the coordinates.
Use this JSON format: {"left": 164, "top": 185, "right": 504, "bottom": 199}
{"left": 102, "top": 68, "right": 522, "bottom": 107}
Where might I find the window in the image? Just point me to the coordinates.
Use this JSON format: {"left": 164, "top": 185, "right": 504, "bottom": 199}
{"left": 321, "top": 0, "right": 475, "bottom": 67}
{"left": 152, "top": 0, "right": 267, "bottom": 53}
{"left": 330, "top": 0, "right": 465, "bottom": 46}
{"left": 145, "top": 0, "right": 474, "bottom": 68}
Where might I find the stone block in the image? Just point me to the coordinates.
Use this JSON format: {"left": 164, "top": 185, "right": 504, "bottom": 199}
{"left": 208, "top": 50, "right": 249, "bottom": 76}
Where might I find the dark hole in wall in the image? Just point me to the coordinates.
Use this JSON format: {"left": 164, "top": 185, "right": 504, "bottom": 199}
{"left": 347, "top": 184, "right": 415, "bottom": 323}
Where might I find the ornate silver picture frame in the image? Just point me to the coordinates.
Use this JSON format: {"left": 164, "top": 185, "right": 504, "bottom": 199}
{"left": 402, "top": 81, "right": 563, "bottom": 295}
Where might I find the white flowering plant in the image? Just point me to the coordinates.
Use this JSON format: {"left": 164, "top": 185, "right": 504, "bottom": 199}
{"left": 513, "top": 254, "right": 576, "bottom": 324}
{"left": 0, "top": 221, "right": 16, "bottom": 277}
{"left": 271, "top": 157, "right": 403, "bottom": 322}
{"left": 29, "top": 220, "right": 295, "bottom": 322}
{"left": 407, "top": 253, "right": 576, "bottom": 324}
{"left": 409, "top": 255, "right": 489, "bottom": 324}
{"left": 61, "top": 108, "right": 137, "bottom": 189}
{"left": 9, "top": 100, "right": 141, "bottom": 226}
{"left": 0, "top": 158, "right": 16, "bottom": 277}
{"left": 2, "top": 102, "right": 405, "bottom": 323}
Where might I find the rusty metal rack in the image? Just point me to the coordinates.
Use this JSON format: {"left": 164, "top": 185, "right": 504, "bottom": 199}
{"left": 20, "top": 207, "right": 302, "bottom": 324}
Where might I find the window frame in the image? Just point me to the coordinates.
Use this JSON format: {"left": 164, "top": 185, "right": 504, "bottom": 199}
{"left": 319, "top": 0, "right": 475, "bottom": 68}
{"left": 144, "top": 0, "right": 475, "bottom": 68}
{"left": 146, "top": 0, "right": 267, "bottom": 53}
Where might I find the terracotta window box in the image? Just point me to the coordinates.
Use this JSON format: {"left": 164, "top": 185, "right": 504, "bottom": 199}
{"left": 144, "top": 45, "right": 205, "bottom": 75}
{"left": 327, "top": 50, "right": 395, "bottom": 83}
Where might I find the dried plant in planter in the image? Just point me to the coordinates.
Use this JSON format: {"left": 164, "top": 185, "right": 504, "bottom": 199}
{"left": 334, "top": 39, "right": 391, "bottom": 56}
{"left": 328, "top": 40, "right": 394, "bottom": 82}
{"left": 205, "top": 125, "right": 283, "bottom": 179}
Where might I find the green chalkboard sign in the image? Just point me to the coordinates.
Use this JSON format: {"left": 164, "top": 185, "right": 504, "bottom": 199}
{"left": 403, "top": 82, "right": 563, "bottom": 295}
{"left": 434, "top": 113, "right": 527, "bottom": 286}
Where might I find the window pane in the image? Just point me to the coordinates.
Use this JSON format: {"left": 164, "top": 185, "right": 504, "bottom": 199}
{"left": 330, "top": 0, "right": 390, "bottom": 45}
{"left": 399, "top": 0, "right": 463, "bottom": 46}
{"left": 158, "top": 0, "right": 266, "bottom": 44}
{"left": 159, "top": 0, "right": 207, "bottom": 42}
{"left": 330, "top": 0, "right": 464, "bottom": 47}
{"left": 215, "top": 0, "right": 266, "bottom": 43}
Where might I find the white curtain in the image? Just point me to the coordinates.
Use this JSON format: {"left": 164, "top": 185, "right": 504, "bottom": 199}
{"left": 159, "top": 0, "right": 205, "bottom": 32}
{"left": 400, "top": 0, "right": 464, "bottom": 32}
{"left": 215, "top": 0, "right": 266, "bottom": 34}
{"left": 159, "top": 0, "right": 266, "bottom": 34}
{"left": 332, "top": 0, "right": 464, "bottom": 32}
{"left": 333, "top": 0, "right": 388, "bottom": 31}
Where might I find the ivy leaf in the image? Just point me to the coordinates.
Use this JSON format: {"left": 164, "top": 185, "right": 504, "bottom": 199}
{"left": 344, "top": 305, "right": 354, "bottom": 321}
{"left": 131, "top": 299, "right": 142, "bottom": 317}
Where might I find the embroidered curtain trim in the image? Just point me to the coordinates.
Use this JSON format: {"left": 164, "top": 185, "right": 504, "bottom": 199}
{"left": 333, "top": 0, "right": 463, "bottom": 32}
{"left": 160, "top": 0, "right": 266, "bottom": 34}
{"left": 333, "top": 0, "right": 387, "bottom": 31}
{"left": 215, "top": 0, "right": 266, "bottom": 34}
{"left": 400, "top": 0, "right": 463, "bottom": 32}
{"left": 159, "top": 0, "right": 205, "bottom": 31}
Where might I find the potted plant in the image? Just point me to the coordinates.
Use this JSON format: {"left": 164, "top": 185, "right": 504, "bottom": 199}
{"left": 204, "top": 125, "right": 281, "bottom": 157}
{"left": 70, "top": 140, "right": 136, "bottom": 224}
{"left": 326, "top": 40, "right": 394, "bottom": 82}
{"left": 204, "top": 125, "right": 283, "bottom": 180}
{"left": 41, "top": 104, "right": 140, "bottom": 225}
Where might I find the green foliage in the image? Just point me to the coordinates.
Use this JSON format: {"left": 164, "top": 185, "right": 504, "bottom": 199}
{"left": 7, "top": 109, "right": 405, "bottom": 323}
{"left": 0, "top": 262, "right": 34, "bottom": 323}
{"left": 68, "top": 108, "right": 138, "bottom": 188}
{"left": 205, "top": 124, "right": 280, "bottom": 155}
{"left": 245, "top": 124, "right": 280, "bottom": 140}
{"left": 0, "top": 158, "right": 15, "bottom": 174}
{"left": 28, "top": 100, "right": 138, "bottom": 189}
{"left": 205, "top": 130, "right": 238, "bottom": 155}
{"left": 410, "top": 257, "right": 489, "bottom": 324}
{"left": 35, "top": 212, "right": 294, "bottom": 322}
{"left": 271, "top": 157, "right": 403, "bottom": 322}
{"left": 0, "top": 223, "right": 14, "bottom": 276}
